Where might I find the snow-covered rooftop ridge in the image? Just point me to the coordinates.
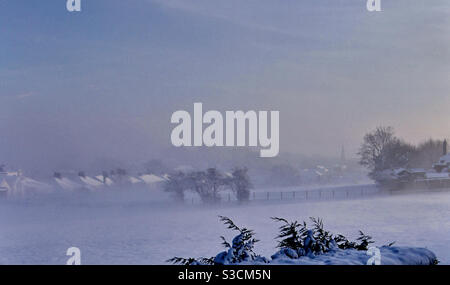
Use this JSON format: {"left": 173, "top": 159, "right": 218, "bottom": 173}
{"left": 19, "top": 177, "right": 52, "bottom": 192}
{"left": 391, "top": 168, "right": 426, "bottom": 175}
{"left": 409, "top": 168, "right": 426, "bottom": 173}
{"left": 386, "top": 168, "right": 446, "bottom": 178}
{"left": 95, "top": 175, "right": 114, "bottom": 186}
{"left": 54, "top": 177, "right": 80, "bottom": 191}
{"left": 128, "top": 176, "right": 143, "bottom": 184}
{"left": 139, "top": 174, "right": 165, "bottom": 184}
{"left": 438, "top": 154, "right": 450, "bottom": 164}
{"left": 425, "top": 172, "right": 449, "bottom": 179}
{"left": 393, "top": 168, "right": 407, "bottom": 175}
{"left": 79, "top": 176, "right": 103, "bottom": 188}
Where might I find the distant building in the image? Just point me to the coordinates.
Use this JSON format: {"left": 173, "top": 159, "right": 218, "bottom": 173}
{"left": 433, "top": 154, "right": 450, "bottom": 173}
{"left": 433, "top": 139, "right": 450, "bottom": 173}
{"left": 0, "top": 179, "right": 11, "bottom": 197}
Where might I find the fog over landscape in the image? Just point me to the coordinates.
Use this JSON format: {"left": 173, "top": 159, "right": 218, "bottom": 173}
{"left": 1, "top": 190, "right": 449, "bottom": 264}
{"left": 1, "top": 0, "right": 449, "bottom": 173}
{"left": 0, "top": 0, "right": 449, "bottom": 266}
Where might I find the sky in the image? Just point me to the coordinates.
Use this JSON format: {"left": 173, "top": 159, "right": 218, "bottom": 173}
{"left": 0, "top": 0, "right": 449, "bottom": 172}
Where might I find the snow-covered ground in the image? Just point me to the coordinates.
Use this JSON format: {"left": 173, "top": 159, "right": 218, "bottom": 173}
{"left": 0, "top": 188, "right": 448, "bottom": 264}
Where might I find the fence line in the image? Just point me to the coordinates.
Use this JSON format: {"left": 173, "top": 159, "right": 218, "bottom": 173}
{"left": 249, "top": 184, "right": 380, "bottom": 202}
{"left": 186, "top": 184, "right": 381, "bottom": 205}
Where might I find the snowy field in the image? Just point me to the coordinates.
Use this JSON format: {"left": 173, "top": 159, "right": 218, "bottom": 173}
{"left": 0, "top": 188, "right": 449, "bottom": 265}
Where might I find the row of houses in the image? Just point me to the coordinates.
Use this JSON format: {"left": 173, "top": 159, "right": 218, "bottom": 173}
{"left": 0, "top": 168, "right": 168, "bottom": 198}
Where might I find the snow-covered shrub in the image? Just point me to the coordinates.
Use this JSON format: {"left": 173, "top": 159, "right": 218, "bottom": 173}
{"left": 213, "top": 216, "right": 264, "bottom": 264}
{"left": 271, "top": 217, "right": 376, "bottom": 260}
{"left": 167, "top": 216, "right": 267, "bottom": 265}
{"left": 334, "top": 231, "right": 374, "bottom": 250}
{"left": 168, "top": 216, "right": 437, "bottom": 265}
{"left": 271, "top": 217, "right": 306, "bottom": 258}
{"left": 308, "top": 217, "right": 337, "bottom": 254}
{"left": 166, "top": 256, "right": 214, "bottom": 265}
{"left": 272, "top": 217, "right": 305, "bottom": 250}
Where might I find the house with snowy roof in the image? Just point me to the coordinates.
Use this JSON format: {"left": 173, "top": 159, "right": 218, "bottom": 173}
{"left": 77, "top": 171, "right": 104, "bottom": 190}
{"left": 139, "top": 174, "right": 165, "bottom": 185}
{"left": 433, "top": 154, "right": 450, "bottom": 173}
{"left": 53, "top": 172, "right": 83, "bottom": 191}
{"left": 0, "top": 179, "right": 11, "bottom": 197}
{"left": 95, "top": 174, "right": 114, "bottom": 186}
{"left": 0, "top": 168, "right": 52, "bottom": 197}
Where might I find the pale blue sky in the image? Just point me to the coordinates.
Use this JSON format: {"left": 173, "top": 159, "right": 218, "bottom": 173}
{"left": 1, "top": 0, "right": 449, "bottom": 170}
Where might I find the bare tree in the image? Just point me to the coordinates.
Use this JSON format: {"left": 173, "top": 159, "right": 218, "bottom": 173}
{"left": 114, "top": 168, "right": 128, "bottom": 185}
{"left": 164, "top": 167, "right": 252, "bottom": 204}
{"left": 163, "top": 171, "right": 187, "bottom": 202}
{"left": 379, "top": 139, "right": 415, "bottom": 170}
{"left": 358, "top": 126, "right": 414, "bottom": 178}
{"left": 186, "top": 171, "right": 213, "bottom": 203}
{"left": 229, "top": 167, "right": 252, "bottom": 203}
{"left": 358, "top": 126, "right": 395, "bottom": 170}
{"left": 205, "top": 168, "right": 227, "bottom": 203}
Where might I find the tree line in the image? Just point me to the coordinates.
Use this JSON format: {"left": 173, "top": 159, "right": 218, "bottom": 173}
{"left": 163, "top": 167, "right": 252, "bottom": 204}
{"left": 358, "top": 126, "right": 446, "bottom": 180}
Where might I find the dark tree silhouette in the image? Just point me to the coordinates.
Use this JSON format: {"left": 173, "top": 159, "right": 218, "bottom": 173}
{"left": 229, "top": 167, "right": 252, "bottom": 203}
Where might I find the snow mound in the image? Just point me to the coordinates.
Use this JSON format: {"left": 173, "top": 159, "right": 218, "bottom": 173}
{"left": 265, "top": 246, "right": 436, "bottom": 265}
